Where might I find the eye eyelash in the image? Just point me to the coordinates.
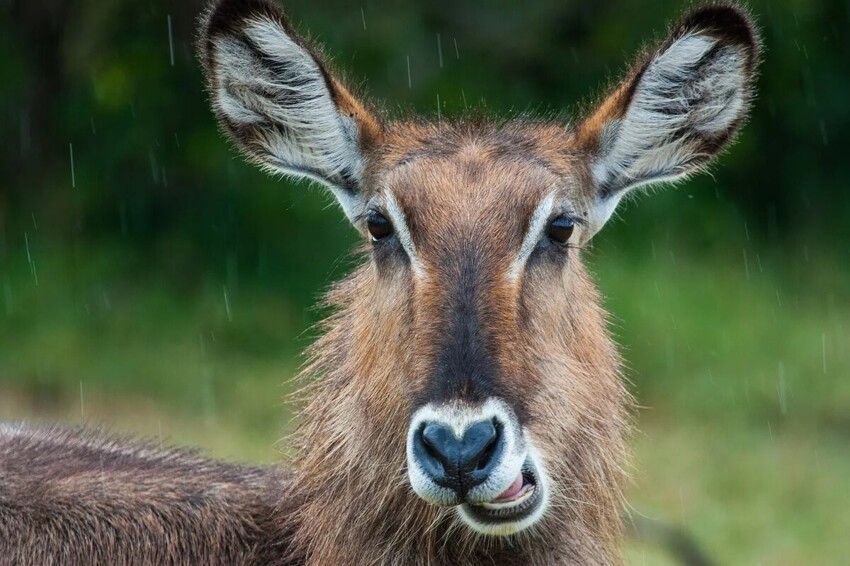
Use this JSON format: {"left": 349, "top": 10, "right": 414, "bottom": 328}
{"left": 354, "top": 208, "right": 391, "bottom": 231}
{"left": 549, "top": 212, "right": 586, "bottom": 227}
{"left": 539, "top": 212, "right": 584, "bottom": 244}
{"left": 352, "top": 209, "right": 377, "bottom": 225}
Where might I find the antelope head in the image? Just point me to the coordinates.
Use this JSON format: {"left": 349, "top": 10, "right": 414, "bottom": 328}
{"left": 201, "top": 0, "right": 758, "bottom": 538}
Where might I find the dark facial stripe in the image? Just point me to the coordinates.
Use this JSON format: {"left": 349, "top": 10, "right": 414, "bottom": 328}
{"left": 426, "top": 246, "right": 499, "bottom": 407}
{"left": 414, "top": 239, "right": 535, "bottom": 427}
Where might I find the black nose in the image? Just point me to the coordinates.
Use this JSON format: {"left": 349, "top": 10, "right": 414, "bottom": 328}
{"left": 412, "top": 419, "right": 504, "bottom": 498}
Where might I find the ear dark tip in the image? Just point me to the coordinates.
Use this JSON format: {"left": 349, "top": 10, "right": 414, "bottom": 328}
{"left": 198, "top": 0, "right": 288, "bottom": 70}
{"left": 203, "top": 0, "right": 285, "bottom": 38}
{"left": 677, "top": 3, "right": 760, "bottom": 54}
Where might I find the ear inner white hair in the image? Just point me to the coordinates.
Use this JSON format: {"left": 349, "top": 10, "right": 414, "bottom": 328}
{"left": 588, "top": 20, "right": 755, "bottom": 233}
{"left": 210, "top": 16, "right": 367, "bottom": 220}
{"left": 594, "top": 34, "right": 744, "bottom": 192}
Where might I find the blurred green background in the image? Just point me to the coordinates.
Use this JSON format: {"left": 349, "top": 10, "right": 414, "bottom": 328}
{"left": 1, "top": 0, "right": 848, "bottom": 563}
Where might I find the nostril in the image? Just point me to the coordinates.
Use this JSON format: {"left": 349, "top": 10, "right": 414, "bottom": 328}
{"left": 421, "top": 434, "right": 443, "bottom": 466}
{"left": 475, "top": 449, "right": 493, "bottom": 471}
{"left": 462, "top": 419, "right": 501, "bottom": 475}
{"left": 476, "top": 420, "right": 503, "bottom": 471}
{"left": 475, "top": 430, "right": 499, "bottom": 471}
{"left": 420, "top": 423, "right": 454, "bottom": 467}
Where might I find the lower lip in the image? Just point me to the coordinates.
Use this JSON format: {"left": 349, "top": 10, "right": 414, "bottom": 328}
{"left": 462, "top": 469, "right": 542, "bottom": 524}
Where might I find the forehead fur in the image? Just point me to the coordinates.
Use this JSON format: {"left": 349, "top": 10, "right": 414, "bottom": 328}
{"left": 363, "top": 119, "right": 594, "bottom": 251}
{"left": 372, "top": 119, "right": 584, "bottom": 177}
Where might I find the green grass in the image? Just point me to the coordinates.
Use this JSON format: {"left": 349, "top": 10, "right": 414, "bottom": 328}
{"left": 1, "top": 239, "right": 848, "bottom": 563}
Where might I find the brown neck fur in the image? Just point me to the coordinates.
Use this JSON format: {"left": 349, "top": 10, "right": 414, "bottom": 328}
{"left": 277, "top": 257, "right": 631, "bottom": 565}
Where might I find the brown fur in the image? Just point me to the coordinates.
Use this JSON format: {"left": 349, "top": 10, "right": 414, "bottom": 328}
{"left": 0, "top": 424, "right": 287, "bottom": 565}
{"left": 0, "top": 1, "right": 760, "bottom": 564}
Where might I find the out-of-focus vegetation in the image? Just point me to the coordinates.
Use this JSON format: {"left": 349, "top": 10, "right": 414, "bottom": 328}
{"left": 1, "top": 0, "right": 847, "bottom": 563}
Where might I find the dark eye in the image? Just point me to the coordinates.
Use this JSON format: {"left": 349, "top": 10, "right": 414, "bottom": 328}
{"left": 367, "top": 212, "right": 394, "bottom": 241}
{"left": 546, "top": 216, "right": 574, "bottom": 245}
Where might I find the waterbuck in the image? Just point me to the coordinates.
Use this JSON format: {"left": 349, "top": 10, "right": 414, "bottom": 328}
{"left": 0, "top": 1, "right": 760, "bottom": 563}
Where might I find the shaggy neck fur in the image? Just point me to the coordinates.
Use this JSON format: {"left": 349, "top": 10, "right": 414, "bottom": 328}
{"left": 274, "top": 259, "right": 631, "bottom": 565}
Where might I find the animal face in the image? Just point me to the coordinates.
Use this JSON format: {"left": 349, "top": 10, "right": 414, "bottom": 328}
{"left": 201, "top": 0, "right": 758, "bottom": 536}
{"left": 364, "top": 126, "right": 597, "bottom": 534}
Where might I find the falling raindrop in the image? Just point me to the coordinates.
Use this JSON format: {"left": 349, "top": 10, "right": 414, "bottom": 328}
{"left": 360, "top": 7, "right": 366, "bottom": 31}
{"left": 777, "top": 361, "right": 787, "bottom": 415}
{"left": 437, "top": 33, "right": 443, "bottom": 68}
{"left": 69, "top": 143, "right": 76, "bottom": 188}
{"left": 167, "top": 15, "right": 175, "bottom": 67}
{"left": 24, "top": 232, "right": 34, "bottom": 278}
{"left": 453, "top": 37, "right": 460, "bottom": 60}
{"left": 223, "top": 285, "right": 232, "bottom": 322}
{"left": 742, "top": 248, "right": 750, "bottom": 281}
{"left": 407, "top": 56, "right": 412, "bottom": 89}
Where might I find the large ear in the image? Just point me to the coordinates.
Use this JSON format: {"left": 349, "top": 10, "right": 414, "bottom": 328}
{"left": 199, "top": 0, "right": 382, "bottom": 221}
{"left": 577, "top": 4, "right": 760, "bottom": 234}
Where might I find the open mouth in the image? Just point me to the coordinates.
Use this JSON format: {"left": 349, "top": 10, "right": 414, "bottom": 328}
{"left": 461, "top": 461, "right": 543, "bottom": 527}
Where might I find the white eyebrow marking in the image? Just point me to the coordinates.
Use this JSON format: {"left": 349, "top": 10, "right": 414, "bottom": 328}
{"left": 383, "top": 191, "right": 425, "bottom": 277}
{"left": 507, "top": 193, "right": 556, "bottom": 282}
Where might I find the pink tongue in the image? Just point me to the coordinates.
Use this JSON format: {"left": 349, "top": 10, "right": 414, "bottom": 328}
{"left": 494, "top": 473, "right": 524, "bottom": 501}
